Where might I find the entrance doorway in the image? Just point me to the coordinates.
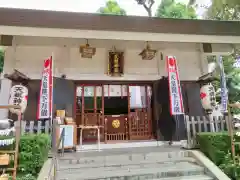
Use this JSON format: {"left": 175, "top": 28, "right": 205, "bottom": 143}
{"left": 129, "top": 85, "right": 152, "bottom": 140}
{"left": 75, "top": 83, "right": 153, "bottom": 143}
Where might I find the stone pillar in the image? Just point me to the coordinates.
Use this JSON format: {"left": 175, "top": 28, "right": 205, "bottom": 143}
{"left": 0, "top": 46, "right": 15, "bottom": 119}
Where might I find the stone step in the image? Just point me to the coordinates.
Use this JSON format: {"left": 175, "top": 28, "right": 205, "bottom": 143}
{"left": 59, "top": 151, "right": 190, "bottom": 164}
{"left": 153, "top": 175, "right": 213, "bottom": 180}
{"left": 60, "top": 150, "right": 190, "bottom": 161}
{"left": 57, "top": 161, "right": 204, "bottom": 180}
{"left": 58, "top": 157, "right": 197, "bottom": 170}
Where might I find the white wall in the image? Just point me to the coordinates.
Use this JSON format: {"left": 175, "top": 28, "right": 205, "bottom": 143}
{"left": 1, "top": 25, "right": 240, "bottom": 44}
{"left": 3, "top": 37, "right": 205, "bottom": 81}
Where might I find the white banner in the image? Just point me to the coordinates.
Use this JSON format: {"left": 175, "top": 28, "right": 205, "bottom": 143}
{"left": 37, "top": 57, "right": 53, "bottom": 119}
{"left": 167, "top": 56, "right": 184, "bottom": 115}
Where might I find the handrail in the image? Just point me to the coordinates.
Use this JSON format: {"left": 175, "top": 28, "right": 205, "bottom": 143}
{"left": 47, "top": 123, "right": 65, "bottom": 180}
{"left": 57, "top": 128, "right": 65, "bottom": 156}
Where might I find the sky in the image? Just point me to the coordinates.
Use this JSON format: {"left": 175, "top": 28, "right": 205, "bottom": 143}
{"left": 0, "top": 0, "right": 211, "bottom": 16}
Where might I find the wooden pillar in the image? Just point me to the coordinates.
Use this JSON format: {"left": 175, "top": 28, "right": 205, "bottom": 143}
{"left": 127, "top": 85, "right": 131, "bottom": 140}
{"left": 94, "top": 86, "right": 97, "bottom": 126}
{"left": 81, "top": 85, "right": 84, "bottom": 125}
{"left": 102, "top": 85, "right": 107, "bottom": 143}
{"left": 94, "top": 86, "right": 97, "bottom": 114}
{"left": 145, "top": 85, "right": 150, "bottom": 136}
{"left": 147, "top": 85, "right": 152, "bottom": 138}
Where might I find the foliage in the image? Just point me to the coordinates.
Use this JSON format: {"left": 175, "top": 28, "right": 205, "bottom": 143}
{"left": 9, "top": 174, "right": 36, "bottom": 180}
{"left": 197, "top": 132, "right": 240, "bottom": 180}
{"left": 17, "top": 174, "right": 36, "bottom": 180}
{"left": 0, "top": 134, "right": 50, "bottom": 177}
{"left": 18, "top": 134, "right": 51, "bottom": 176}
{"left": 98, "top": 0, "right": 126, "bottom": 15}
{"left": 189, "top": 0, "right": 240, "bottom": 20}
{"left": 197, "top": 132, "right": 231, "bottom": 165}
{"left": 155, "top": 0, "right": 197, "bottom": 19}
{"left": 0, "top": 48, "right": 4, "bottom": 73}
{"left": 205, "top": 0, "right": 240, "bottom": 20}
{"left": 219, "top": 152, "right": 240, "bottom": 180}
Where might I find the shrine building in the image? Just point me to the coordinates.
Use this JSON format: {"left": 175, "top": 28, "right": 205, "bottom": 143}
{"left": 0, "top": 7, "right": 239, "bottom": 144}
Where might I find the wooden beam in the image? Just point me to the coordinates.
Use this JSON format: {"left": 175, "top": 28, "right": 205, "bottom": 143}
{"left": 0, "top": 35, "right": 13, "bottom": 46}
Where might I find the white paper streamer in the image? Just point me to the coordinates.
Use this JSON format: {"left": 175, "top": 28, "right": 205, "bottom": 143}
{"left": 0, "top": 138, "right": 14, "bottom": 146}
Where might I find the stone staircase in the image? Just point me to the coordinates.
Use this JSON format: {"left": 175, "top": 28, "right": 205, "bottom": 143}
{"left": 56, "top": 146, "right": 214, "bottom": 180}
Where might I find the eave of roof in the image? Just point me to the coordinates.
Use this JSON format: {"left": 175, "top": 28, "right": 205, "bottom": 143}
{"left": 0, "top": 7, "right": 239, "bottom": 36}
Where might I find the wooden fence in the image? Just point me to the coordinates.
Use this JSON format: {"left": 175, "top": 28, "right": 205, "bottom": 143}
{"left": 14, "top": 120, "right": 51, "bottom": 134}
{"left": 15, "top": 116, "right": 232, "bottom": 147}
{"left": 185, "top": 115, "right": 230, "bottom": 148}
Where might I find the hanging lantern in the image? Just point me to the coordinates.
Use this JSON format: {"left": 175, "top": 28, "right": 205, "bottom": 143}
{"left": 139, "top": 41, "right": 157, "bottom": 60}
{"left": 200, "top": 84, "right": 216, "bottom": 110}
{"left": 79, "top": 39, "right": 96, "bottom": 58}
{"left": 9, "top": 85, "right": 28, "bottom": 114}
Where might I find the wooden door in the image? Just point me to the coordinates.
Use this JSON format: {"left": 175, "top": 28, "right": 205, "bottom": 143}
{"left": 105, "top": 114, "right": 128, "bottom": 141}
{"left": 128, "top": 85, "right": 152, "bottom": 140}
{"left": 75, "top": 85, "right": 104, "bottom": 142}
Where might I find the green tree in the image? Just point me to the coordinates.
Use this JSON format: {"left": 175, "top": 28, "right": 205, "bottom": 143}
{"left": 190, "top": 0, "right": 240, "bottom": 20}
{"left": 155, "top": 0, "right": 197, "bottom": 19}
{"left": 0, "top": 48, "right": 4, "bottom": 73}
{"left": 206, "top": 0, "right": 240, "bottom": 20}
{"left": 98, "top": 0, "right": 127, "bottom": 15}
{"left": 135, "top": 0, "right": 155, "bottom": 17}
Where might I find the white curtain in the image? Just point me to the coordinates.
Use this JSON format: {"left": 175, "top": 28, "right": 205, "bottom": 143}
{"left": 129, "top": 86, "right": 146, "bottom": 108}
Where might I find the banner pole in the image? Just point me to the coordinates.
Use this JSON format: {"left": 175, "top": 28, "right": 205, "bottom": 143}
{"left": 51, "top": 53, "right": 55, "bottom": 149}
{"left": 51, "top": 53, "right": 54, "bottom": 125}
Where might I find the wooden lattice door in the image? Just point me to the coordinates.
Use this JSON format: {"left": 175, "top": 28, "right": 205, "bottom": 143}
{"left": 128, "top": 85, "right": 152, "bottom": 140}
{"left": 75, "top": 85, "right": 104, "bottom": 142}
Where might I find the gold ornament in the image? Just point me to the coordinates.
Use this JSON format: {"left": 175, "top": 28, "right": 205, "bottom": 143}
{"left": 112, "top": 119, "right": 120, "bottom": 128}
